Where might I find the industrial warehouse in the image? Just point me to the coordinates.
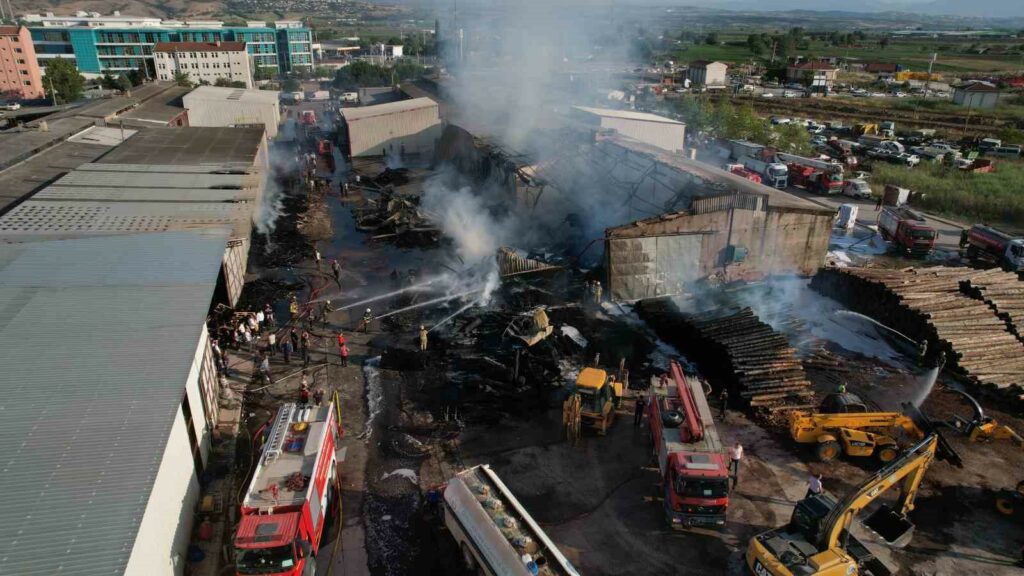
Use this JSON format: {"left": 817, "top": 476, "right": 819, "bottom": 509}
{"left": 1, "top": 7, "right": 1024, "bottom": 576}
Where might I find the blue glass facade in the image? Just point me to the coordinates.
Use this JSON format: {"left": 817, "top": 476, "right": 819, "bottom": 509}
{"left": 30, "top": 24, "right": 312, "bottom": 74}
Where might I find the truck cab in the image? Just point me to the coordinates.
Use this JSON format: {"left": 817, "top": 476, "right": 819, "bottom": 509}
{"left": 574, "top": 367, "right": 622, "bottom": 435}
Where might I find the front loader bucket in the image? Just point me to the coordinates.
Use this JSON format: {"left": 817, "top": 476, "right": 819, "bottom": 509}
{"left": 864, "top": 505, "right": 915, "bottom": 548}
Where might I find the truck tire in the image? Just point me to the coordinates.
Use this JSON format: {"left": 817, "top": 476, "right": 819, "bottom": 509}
{"left": 876, "top": 445, "right": 899, "bottom": 464}
{"left": 816, "top": 440, "right": 841, "bottom": 462}
{"left": 996, "top": 496, "right": 1016, "bottom": 516}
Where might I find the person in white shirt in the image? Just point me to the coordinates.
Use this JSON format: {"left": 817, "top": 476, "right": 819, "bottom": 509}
{"left": 728, "top": 442, "right": 743, "bottom": 487}
{"left": 807, "top": 473, "right": 823, "bottom": 498}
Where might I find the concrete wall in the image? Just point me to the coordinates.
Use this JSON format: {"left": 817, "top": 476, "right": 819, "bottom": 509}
{"left": 953, "top": 90, "right": 999, "bottom": 109}
{"left": 123, "top": 407, "right": 200, "bottom": 576}
{"left": 345, "top": 105, "right": 442, "bottom": 157}
{"left": 183, "top": 94, "right": 280, "bottom": 137}
{"left": 598, "top": 117, "right": 685, "bottom": 153}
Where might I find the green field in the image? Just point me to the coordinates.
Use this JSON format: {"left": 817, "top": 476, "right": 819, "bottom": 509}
{"left": 869, "top": 159, "right": 1024, "bottom": 227}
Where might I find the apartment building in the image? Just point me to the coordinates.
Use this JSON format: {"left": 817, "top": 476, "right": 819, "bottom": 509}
{"left": 0, "top": 26, "right": 44, "bottom": 100}
{"left": 25, "top": 12, "right": 312, "bottom": 76}
{"left": 154, "top": 41, "right": 253, "bottom": 88}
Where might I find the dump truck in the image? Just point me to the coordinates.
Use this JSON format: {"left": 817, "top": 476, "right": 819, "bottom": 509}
{"left": 234, "top": 403, "right": 340, "bottom": 576}
{"left": 442, "top": 465, "right": 581, "bottom": 576}
{"left": 570, "top": 366, "right": 623, "bottom": 435}
{"left": 647, "top": 360, "right": 731, "bottom": 528}
{"left": 960, "top": 224, "right": 1024, "bottom": 272}
{"left": 747, "top": 431, "right": 962, "bottom": 576}
{"left": 877, "top": 206, "right": 936, "bottom": 258}
{"left": 788, "top": 393, "right": 924, "bottom": 463}
{"left": 739, "top": 155, "right": 789, "bottom": 188}
{"left": 777, "top": 152, "right": 844, "bottom": 195}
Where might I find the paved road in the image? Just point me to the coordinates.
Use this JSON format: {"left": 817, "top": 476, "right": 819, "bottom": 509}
{"left": 780, "top": 185, "right": 967, "bottom": 251}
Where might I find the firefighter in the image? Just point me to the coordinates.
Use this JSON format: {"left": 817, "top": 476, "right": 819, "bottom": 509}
{"left": 719, "top": 388, "right": 729, "bottom": 418}
{"left": 331, "top": 259, "right": 342, "bottom": 288}
{"left": 634, "top": 393, "right": 645, "bottom": 428}
{"left": 361, "top": 308, "right": 373, "bottom": 333}
{"left": 836, "top": 382, "right": 847, "bottom": 394}
{"left": 593, "top": 281, "right": 603, "bottom": 304}
{"left": 419, "top": 325, "right": 428, "bottom": 351}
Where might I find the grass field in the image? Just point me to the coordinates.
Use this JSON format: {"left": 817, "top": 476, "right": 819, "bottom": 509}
{"left": 869, "top": 159, "right": 1024, "bottom": 227}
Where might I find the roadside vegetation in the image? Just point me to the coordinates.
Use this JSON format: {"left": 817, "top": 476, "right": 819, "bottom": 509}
{"left": 869, "top": 159, "right": 1024, "bottom": 226}
{"left": 675, "top": 97, "right": 813, "bottom": 155}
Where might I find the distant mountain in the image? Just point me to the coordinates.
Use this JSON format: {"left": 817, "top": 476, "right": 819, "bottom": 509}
{"left": 690, "top": 0, "right": 1024, "bottom": 18}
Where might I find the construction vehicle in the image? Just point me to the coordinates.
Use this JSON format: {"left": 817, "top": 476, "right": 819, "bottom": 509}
{"left": 740, "top": 155, "right": 789, "bottom": 188}
{"left": 442, "top": 465, "right": 581, "bottom": 576}
{"left": 960, "top": 224, "right": 1024, "bottom": 272}
{"left": 852, "top": 123, "right": 878, "bottom": 138}
{"left": 788, "top": 393, "right": 923, "bottom": 463}
{"left": 944, "top": 389, "right": 1024, "bottom": 446}
{"left": 566, "top": 364, "right": 623, "bottom": 436}
{"left": 747, "top": 428, "right": 962, "bottom": 576}
{"left": 234, "top": 403, "right": 341, "bottom": 576}
{"left": 877, "top": 206, "right": 936, "bottom": 258}
{"left": 648, "top": 360, "right": 731, "bottom": 528}
{"left": 995, "top": 480, "right": 1024, "bottom": 519}
{"left": 777, "top": 152, "right": 844, "bottom": 195}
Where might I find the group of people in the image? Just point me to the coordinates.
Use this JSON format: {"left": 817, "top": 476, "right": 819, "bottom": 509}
{"left": 583, "top": 280, "right": 604, "bottom": 306}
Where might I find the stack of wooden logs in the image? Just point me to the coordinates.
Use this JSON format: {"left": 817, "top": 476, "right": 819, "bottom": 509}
{"left": 637, "top": 299, "right": 815, "bottom": 413}
{"left": 812, "top": 266, "right": 1024, "bottom": 394}
{"left": 960, "top": 269, "right": 1024, "bottom": 344}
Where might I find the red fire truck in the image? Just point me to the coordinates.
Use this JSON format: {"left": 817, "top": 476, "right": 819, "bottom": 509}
{"left": 727, "top": 163, "right": 764, "bottom": 184}
{"left": 234, "top": 403, "right": 340, "bottom": 576}
{"left": 776, "top": 152, "right": 845, "bottom": 195}
{"left": 878, "top": 206, "right": 937, "bottom": 258}
{"left": 300, "top": 110, "right": 317, "bottom": 126}
{"left": 647, "top": 360, "right": 731, "bottom": 528}
{"left": 318, "top": 139, "right": 336, "bottom": 173}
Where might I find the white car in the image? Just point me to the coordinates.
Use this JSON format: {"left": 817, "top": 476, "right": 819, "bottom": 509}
{"left": 770, "top": 116, "right": 791, "bottom": 125}
{"left": 897, "top": 153, "right": 920, "bottom": 167}
{"left": 760, "top": 92, "right": 774, "bottom": 98}
{"left": 894, "top": 92, "right": 908, "bottom": 98}
{"left": 1, "top": 102, "right": 20, "bottom": 111}
{"left": 843, "top": 179, "right": 873, "bottom": 200}
{"left": 811, "top": 135, "right": 828, "bottom": 146}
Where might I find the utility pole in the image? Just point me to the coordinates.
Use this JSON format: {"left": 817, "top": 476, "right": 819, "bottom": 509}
{"left": 48, "top": 75, "right": 58, "bottom": 106}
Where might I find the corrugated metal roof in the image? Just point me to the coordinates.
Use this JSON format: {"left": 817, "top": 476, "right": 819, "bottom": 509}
{"left": 0, "top": 200, "right": 252, "bottom": 239}
{"left": 573, "top": 106, "right": 684, "bottom": 125}
{"left": 0, "top": 230, "right": 230, "bottom": 576}
{"left": 75, "top": 163, "right": 258, "bottom": 175}
{"left": 184, "top": 85, "right": 281, "bottom": 105}
{"left": 340, "top": 97, "right": 438, "bottom": 121}
{"left": 54, "top": 170, "right": 253, "bottom": 190}
{"left": 96, "top": 127, "right": 265, "bottom": 166}
{"left": 33, "top": 185, "right": 255, "bottom": 204}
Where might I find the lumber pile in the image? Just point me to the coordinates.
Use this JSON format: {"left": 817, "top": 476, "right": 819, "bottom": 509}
{"left": 637, "top": 299, "right": 815, "bottom": 413}
{"left": 812, "top": 266, "right": 1024, "bottom": 394}
{"left": 960, "top": 269, "right": 1024, "bottom": 344}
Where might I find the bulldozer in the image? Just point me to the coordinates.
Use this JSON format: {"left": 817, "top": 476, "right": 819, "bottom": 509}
{"left": 564, "top": 365, "right": 623, "bottom": 437}
{"left": 788, "top": 393, "right": 924, "bottom": 463}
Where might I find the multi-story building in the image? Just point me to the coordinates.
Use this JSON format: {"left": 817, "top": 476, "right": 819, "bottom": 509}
{"left": 154, "top": 41, "right": 253, "bottom": 88}
{"left": 25, "top": 12, "right": 312, "bottom": 77}
{"left": 687, "top": 60, "right": 728, "bottom": 89}
{"left": 0, "top": 26, "right": 44, "bottom": 100}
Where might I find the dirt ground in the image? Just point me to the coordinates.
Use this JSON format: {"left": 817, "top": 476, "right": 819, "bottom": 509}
{"left": 224, "top": 100, "right": 1024, "bottom": 576}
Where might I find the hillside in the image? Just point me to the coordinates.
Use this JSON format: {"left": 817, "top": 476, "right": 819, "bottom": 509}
{"left": 9, "top": 0, "right": 229, "bottom": 19}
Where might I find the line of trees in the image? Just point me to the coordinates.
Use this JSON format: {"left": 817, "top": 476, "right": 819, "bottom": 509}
{"left": 675, "top": 97, "right": 813, "bottom": 155}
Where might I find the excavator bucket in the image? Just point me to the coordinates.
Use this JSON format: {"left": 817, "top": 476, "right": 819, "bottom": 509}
{"left": 863, "top": 505, "right": 915, "bottom": 548}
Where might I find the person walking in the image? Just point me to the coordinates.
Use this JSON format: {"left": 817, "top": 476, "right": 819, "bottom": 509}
{"left": 634, "top": 393, "right": 645, "bottom": 428}
{"left": 299, "top": 383, "right": 311, "bottom": 406}
{"left": 728, "top": 442, "right": 744, "bottom": 488}
{"left": 301, "top": 330, "right": 311, "bottom": 367}
{"left": 331, "top": 259, "right": 342, "bottom": 288}
{"left": 313, "top": 387, "right": 325, "bottom": 406}
{"left": 337, "top": 331, "right": 346, "bottom": 348}
{"left": 875, "top": 195, "right": 883, "bottom": 211}
{"left": 806, "top": 473, "right": 824, "bottom": 498}
{"left": 258, "top": 354, "right": 272, "bottom": 385}
{"left": 719, "top": 388, "right": 729, "bottom": 419}
{"left": 290, "top": 329, "right": 300, "bottom": 352}
{"left": 268, "top": 332, "right": 277, "bottom": 357}
{"left": 282, "top": 337, "right": 293, "bottom": 365}
{"left": 339, "top": 343, "right": 349, "bottom": 367}
{"left": 314, "top": 248, "right": 322, "bottom": 273}
{"left": 255, "top": 308, "right": 265, "bottom": 333}
{"left": 419, "top": 325, "right": 428, "bottom": 351}
{"left": 321, "top": 300, "right": 334, "bottom": 327}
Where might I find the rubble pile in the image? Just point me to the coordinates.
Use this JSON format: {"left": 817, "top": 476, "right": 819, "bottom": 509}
{"left": 812, "top": 266, "right": 1024, "bottom": 395}
{"left": 637, "top": 299, "right": 815, "bottom": 413}
{"left": 355, "top": 188, "right": 440, "bottom": 243}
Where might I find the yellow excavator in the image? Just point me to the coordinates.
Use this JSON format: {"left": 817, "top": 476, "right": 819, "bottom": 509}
{"left": 788, "top": 393, "right": 924, "bottom": 463}
{"left": 748, "top": 407, "right": 962, "bottom": 576}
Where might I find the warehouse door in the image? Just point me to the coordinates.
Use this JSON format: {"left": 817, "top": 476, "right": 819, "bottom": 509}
{"left": 608, "top": 234, "right": 703, "bottom": 300}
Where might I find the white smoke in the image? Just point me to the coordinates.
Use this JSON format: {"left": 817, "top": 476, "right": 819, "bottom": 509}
{"left": 255, "top": 148, "right": 296, "bottom": 235}
{"left": 421, "top": 179, "right": 506, "bottom": 262}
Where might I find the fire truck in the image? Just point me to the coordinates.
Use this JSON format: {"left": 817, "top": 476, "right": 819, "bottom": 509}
{"left": 961, "top": 224, "right": 1024, "bottom": 272}
{"left": 234, "top": 403, "right": 341, "bottom": 576}
{"left": 726, "top": 163, "right": 764, "bottom": 184}
{"left": 878, "top": 206, "right": 937, "bottom": 258}
{"left": 647, "top": 360, "right": 731, "bottom": 528}
{"left": 300, "top": 110, "right": 317, "bottom": 126}
{"left": 318, "top": 139, "right": 336, "bottom": 173}
{"left": 776, "top": 152, "right": 844, "bottom": 195}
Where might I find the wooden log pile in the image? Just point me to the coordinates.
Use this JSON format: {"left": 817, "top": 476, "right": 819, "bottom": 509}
{"left": 811, "top": 266, "right": 1024, "bottom": 396}
{"left": 636, "top": 299, "right": 815, "bottom": 414}
{"left": 960, "top": 269, "right": 1024, "bottom": 344}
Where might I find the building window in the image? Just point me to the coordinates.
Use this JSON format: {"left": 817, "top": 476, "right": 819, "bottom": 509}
{"left": 16, "top": 59, "right": 23, "bottom": 64}
{"left": 20, "top": 70, "right": 26, "bottom": 75}
{"left": 23, "top": 80, "right": 30, "bottom": 86}
{"left": 13, "top": 48, "right": 21, "bottom": 54}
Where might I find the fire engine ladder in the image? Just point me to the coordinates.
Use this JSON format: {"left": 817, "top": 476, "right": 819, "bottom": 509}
{"left": 671, "top": 361, "right": 704, "bottom": 443}
{"left": 263, "top": 404, "right": 297, "bottom": 465}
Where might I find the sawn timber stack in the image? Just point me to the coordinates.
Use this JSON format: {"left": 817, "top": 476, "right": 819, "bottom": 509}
{"left": 811, "top": 266, "right": 1024, "bottom": 397}
{"left": 637, "top": 299, "right": 815, "bottom": 413}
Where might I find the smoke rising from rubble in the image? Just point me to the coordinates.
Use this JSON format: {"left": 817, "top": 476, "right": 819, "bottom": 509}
{"left": 255, "top": 150, "right": 292, "bottom": 236}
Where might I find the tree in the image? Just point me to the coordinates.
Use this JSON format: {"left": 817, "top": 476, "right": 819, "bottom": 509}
{"left": 704, "top": 32, "right": 719, "bottom": 46}
{"left": 116, "top": 74, "right": 132, "bottom": 93}
{"left": 43, "top": 58, "right": 85, "bottom": 103}
{"left": 747, "top": 34, "right": 767, "bottom": 56}
{"left": 100, "top": 72, "right": 119, "bottom": 90}
{"left": 214, "top": 77, "right": 247, "bottom": 88}
{"left": 173, "top": 71, "right": 193, "bottom": 88}
{"left": 253, "top": 64, "right": 275, "bottom": 82}
{"left": 774, "top": 123, "right": 813, "bottom": 155}
{"left": 676, "top": 97, "right": 713, "bottom": 135}
{"left": 282, "top": 77, "right": 302, "bottom": 92}
{"left": 880, "top": 36, "right": 891, "bottom": 50}
{"left": 126, "top": 67, "right": 144, "bottom": 87}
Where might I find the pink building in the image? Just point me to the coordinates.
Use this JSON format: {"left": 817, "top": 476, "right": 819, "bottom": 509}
{"left": 0, "top": 26, "right": 44, "bottom": 100}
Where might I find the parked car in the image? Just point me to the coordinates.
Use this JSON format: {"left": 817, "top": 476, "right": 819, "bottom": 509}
{"left": 893, "top": 92, "right": 908, "bottom": 98}
{"left": 1, "top": 102, "right": 20, "bottom": 111}
{"left": 843, "top": 179, "right": 873, "bottom": 200}
{"left": 897, "top": 153, "right": 921, "bottom": 167}
{"left": 990, "top": 145, "right": 1022, "bottom": 158}
{"left": 760, "top": 92, "right": 774, "bottom": 98}
{"left": 770, "top": 116, "right": 791, "bottom": 125}
{"left": 811, "top": 135, "right": 829, "bottom": 146}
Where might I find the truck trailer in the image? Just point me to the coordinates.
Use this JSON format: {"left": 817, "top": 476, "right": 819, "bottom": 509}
{"left": 442, "top": 465, "right": 580, "bottom": 576}
{"left": 647, "top": 360, "right": 731, "bottom": 528}
{"left": 961, "top": 224, "right": 1024, "bottom": 272}
{"left": 234, "top": 403, "right": 340, "bottom": 576}
{"left": 878, "top": 207, "right": 936, "bottom": 258}
{"left": 739, "top": 155, "right": 788, "bottom": 188}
